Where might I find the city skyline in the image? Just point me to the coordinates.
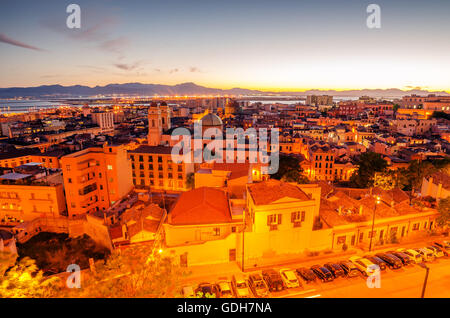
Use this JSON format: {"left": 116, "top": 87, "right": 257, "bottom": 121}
{"left": 1, "top": 0, "right": 450, "bottom": 91}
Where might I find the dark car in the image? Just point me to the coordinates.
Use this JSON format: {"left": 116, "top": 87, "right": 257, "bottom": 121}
{"left": 310, "top": 265, "right": 334, "bottom": 282}
{"left": 375, "top": 253, "right": 402, "bottom": 269}
{"left": 195, "top": 282, "right": 220, "bottom": 298}
{"left": 338, "top": 261, "right": 361, "bottom": 278}
{"left": 323, "top": 262, "right": 345, "bottom": 278}
{"left": 262, "top": 269, "right": 285, "bottom": 292}
{"left": 248, "top": 273, "right": 269, "bottom": 297}
{"left": 363, "top": 255, "right": 387, "bottom": 271}
{"left": 433, "top": 242, "right": 450, "bottom": 251}
{"left": 388, "top": 251, "right": 413, "bottom": 265}
{"left": 296, "top": 267, "right": 317, "bottom": 283}
{"left": 431, "top": 243, "right": 449, "bottom": 256}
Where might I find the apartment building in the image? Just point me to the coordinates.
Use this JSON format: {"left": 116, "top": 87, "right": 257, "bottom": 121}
{"left": 61, "top": 144, "right": 133, "bottom": 218}
{"left": 0, "top": 165, "right": 66, "bottom": 222}
{"left": 91, "top": 112, "right": 115, "bottom": 134}
{"left": 128, "top": 145, "right": 194, "bottom": 192}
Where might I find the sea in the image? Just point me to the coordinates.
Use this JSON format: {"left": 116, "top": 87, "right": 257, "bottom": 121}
{"left": 0, "top": 96, "right": 361, "bottom": 113}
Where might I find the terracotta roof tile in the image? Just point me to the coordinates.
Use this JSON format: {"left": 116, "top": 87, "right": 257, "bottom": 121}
{"left": 169, "top": 187, "right": 232, "bottom": 225}
{"left": 247, "top": 179, "right": 311, "bottom": 205}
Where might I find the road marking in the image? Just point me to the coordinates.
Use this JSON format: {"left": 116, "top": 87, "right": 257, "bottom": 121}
{"left": 275, "top": 288, "right": 316, "bottom": 298}
{"left": 305, "top": 294, "right": 321, "bottom": 298}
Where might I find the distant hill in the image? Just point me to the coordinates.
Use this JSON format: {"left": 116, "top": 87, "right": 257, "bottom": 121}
{"left": 0, "top": 82, "right": 448, "bottom": 99}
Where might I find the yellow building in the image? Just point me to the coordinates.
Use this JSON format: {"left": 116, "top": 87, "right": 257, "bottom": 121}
{"left": 128, "top": 145, "right": 194, "bottom": 192}
{"left": 61, "top": 144, "right": 133, "bottom": 218}
{"left": 0, "top": 171, "right": 66, "bottom": 222}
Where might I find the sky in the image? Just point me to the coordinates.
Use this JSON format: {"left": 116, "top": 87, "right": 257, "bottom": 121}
{"left": 0, "top": 0, "right": 449, "bottom": 92}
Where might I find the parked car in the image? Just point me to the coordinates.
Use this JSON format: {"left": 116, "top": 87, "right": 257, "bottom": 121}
{"left": 375, "top": 253, "right": 402, "bottom": 269}
{"left": 216, "top": 280, "right": 234, "bottom": 298}
{"left": 280, "top": 268, "right": 301, "bottom": 288}
{"left": 296, "top": 267, "right": 317, "bottom": 283}
{"left": 416, "top": 248, "right": 436, "bottom": 261}
{"left": 310, "top": 265, "right": 334, "bottom": 282}
{"left": 388, "top": 251, "right": 413, "bottom": 265}
{"left": 231, "top": 274, "right": 251, "bottom": 298}
{"left": 195, "top": 282, "right": 220, "bottom": 298}
{"left": 262, "top": 269, "right": 285, "bottom": 292}
{"left": 323, "top": 262, "right": 345, "bottom": 278}
{"left": 397, "top": 248, "right": 423, "bottom": 264}
{"left": 248, "top": 273, "right": 269, "bottom": 297}
{"left": 432, "top": 241, "right": 448, "bottom": 250}
{"left": 363, "top": 255, "right": 387, "bottom": 271}
{"left": 427, "top": 245, "right": 445, "bottom": 258}
{"left": 431, "top": 244, "right": 449, "bottom": 256}
{"left": 349, "top": 256, "right": 378, "bottom": 276}
{"left": 182, "top": 286, "right": 195, "bottom": 298}
{"left": 338, "top": 261, "right": 361, "bottom": 278}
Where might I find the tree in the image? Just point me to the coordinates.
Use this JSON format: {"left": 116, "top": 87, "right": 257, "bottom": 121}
{"left": 405, "top": 160, "right": 436, "bottom": 193}
{"left": 272, "top": 154, "right": 306, "bottom": 182}
{"left": 349, "top": 152, "right": 388, "bottom": 188}
{"left": 393, "top": 104, "right": 400, "bottom": 113}
{"left": 436, "top": 197, "right": 450, "bottom": 229}
{"left": 0, "top": 256, "right": 61, "bottom": 298}
{"left": 280, "top": 169, "right": 309, "bottom": 184}
{"left": 186, "top": 172, "right": 195, "bottom": 189}
{"left": 373, "top": 169, "right": 409, "bottom": 190}
{"left": 66, "top": 245, "right": 188, "bottom": 298}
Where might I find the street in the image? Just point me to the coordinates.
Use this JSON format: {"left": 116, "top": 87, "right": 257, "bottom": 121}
{"left": 183, "top": 256, "right": 450, "bottom": 298}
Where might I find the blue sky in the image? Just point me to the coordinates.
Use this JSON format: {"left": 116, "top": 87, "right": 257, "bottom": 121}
{"left": 0, "top": 0, "right": 449, "bottom": 91}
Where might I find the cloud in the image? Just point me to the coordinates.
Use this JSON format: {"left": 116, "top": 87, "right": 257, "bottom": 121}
{"left": 0, "top": 33, "right": 44, "bottom": 51}
{"left": 189, "top": 66, "right": 202, "bottom": 73}
{"left": 99, "top": 36, "right": 130, "bottom": 57}
{"left": 169, "top": 68, "right": 179, "bottom": 74}
{"left": 113, "top": 61, "right": 143, "bottom": 71}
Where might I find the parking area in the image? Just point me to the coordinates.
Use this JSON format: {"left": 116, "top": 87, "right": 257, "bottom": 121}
{"left": 182, "top": 241, "right": 450, "bottom": 298}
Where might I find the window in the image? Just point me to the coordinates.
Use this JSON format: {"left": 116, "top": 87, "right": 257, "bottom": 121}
{"left": 412, "top": 223, "right": 419, "bottom": 231}
{"left": 68, "top": 178, "right": 72, "bottom": 184}
{"left": 368, "top": 230, "right": 376, "bottom": 238}
{"left": 213, "top": 227, "right": 220, "bottom": 236}
{"left": 267, "top": 214, "right": 282, "bottom": 230}
{"left": 337, "top": 236, "right": 346, "bottom": 244}
{"left": 107, "top": 165, "right": 113, "bottom": 170}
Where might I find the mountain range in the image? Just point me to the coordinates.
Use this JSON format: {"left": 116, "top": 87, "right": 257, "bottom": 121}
{"left": 0, "top": 82, "right": 448, "bottom": 99}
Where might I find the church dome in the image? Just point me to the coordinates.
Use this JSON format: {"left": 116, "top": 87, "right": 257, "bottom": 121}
{"left": 200, "top": 113, "right": 223, "bottom": 127}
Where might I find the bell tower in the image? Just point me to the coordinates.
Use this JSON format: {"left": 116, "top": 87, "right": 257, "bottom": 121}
{"left": 148, "top": 102, "right": 162, "bottom": 146}
{"left": 159, "top": 101, "right": 172, "bottom": 131}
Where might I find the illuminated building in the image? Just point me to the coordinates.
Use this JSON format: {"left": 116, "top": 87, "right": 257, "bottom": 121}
{"left": 128, "top": 145, "right": 194, "bottom": 192}
{"left": 0, "top": 164, "right": 66, "bottom": 222}
{"left": 61, "top": 144, "right": 133, "bottom": 218}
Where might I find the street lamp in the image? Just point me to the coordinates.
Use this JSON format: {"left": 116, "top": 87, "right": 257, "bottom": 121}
{"left": 418, "top": 263, "right": 429, "bottom": 298}
{"left": 369, "top": 196, "right": 381, "bottom": 252}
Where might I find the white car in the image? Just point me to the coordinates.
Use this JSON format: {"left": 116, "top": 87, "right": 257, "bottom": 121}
{"left": 217, "top": 280, "right": 233, "bottom": 298}
{"left": 232, "top": 274, "right": 251, "bottom": 298}
{"left": 397, "top": 248, "right": 423, "bottom": 263}
{"left": 416, "top": 248, "right": 435, "bottom": 261}
{"left": 349, "top": 256, "right": 377, "bottom": 276}
{"left": 279, "top": 269, "right": 300, "bottom": 288}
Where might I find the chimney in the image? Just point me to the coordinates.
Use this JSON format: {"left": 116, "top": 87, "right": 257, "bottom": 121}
{"left": 359, "top": 205, "right": 363, "bottom": 215}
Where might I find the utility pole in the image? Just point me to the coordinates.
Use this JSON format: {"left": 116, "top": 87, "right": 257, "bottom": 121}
{"left": 369, "top": 194, "right": 380, "bottom": 252}
{"left": 419, "top": 263, "right": 429, "bottom": 298}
